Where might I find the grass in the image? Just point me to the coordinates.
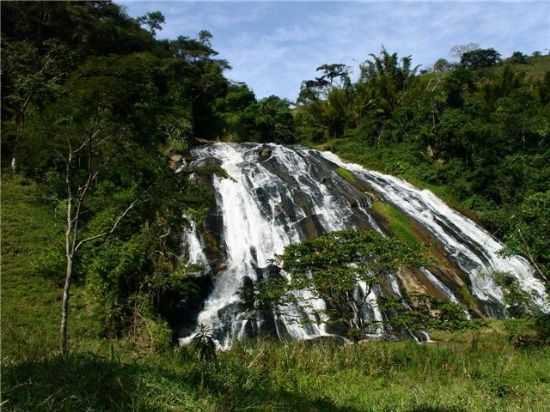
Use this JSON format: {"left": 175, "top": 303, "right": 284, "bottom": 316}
{"left": 3, "top": 332, "right": 550, "bottom": 411}
{"left": 336, "top": 167, "right": 358, "bottom": 185}
{"left": 2, "top": 174, "right": 550, "bottom": 411}
{"left": 1, "top": 174, "right": 64, "bottom": 360}
{"left": 372, "top": 200, "right": 420, "bottom": 248}
{"left": 1, "top": 175, "right": 100, "bottom": 361}
{"left": 496, "top": 56, "right": 550, "bottom": 81}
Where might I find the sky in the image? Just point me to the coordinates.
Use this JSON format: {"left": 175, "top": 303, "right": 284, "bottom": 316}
{"left": 118, "top": 1, "right": 550, "bottom": 100}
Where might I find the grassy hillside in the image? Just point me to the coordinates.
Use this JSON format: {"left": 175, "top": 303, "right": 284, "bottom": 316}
{"left": 2, "top": 175, "right": 550, "bottom": 411}
{"left": 499, "top": 56, "right": 550, "bottom": 80}
{"left": 1, "top": 175, "right": 101, "bottom": 361}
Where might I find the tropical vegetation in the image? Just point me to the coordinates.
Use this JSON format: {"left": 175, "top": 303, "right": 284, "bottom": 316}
{"left": 2, "top": 2, "right": 549, "bottom": 411}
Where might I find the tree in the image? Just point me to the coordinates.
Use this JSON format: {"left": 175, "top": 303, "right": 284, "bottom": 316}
{"left": 58, "top": 117, "right": 139, "bottom": 355}
{"left": 1, "top": 39, "right": 75, "bottom": 170}
{"left": 297, "top": 64, "right": 349, "bottom": 105}
{"left": 26, "top": 50, "right": 191, "bottom": 354}
{"left": 433, "top": 58, "right": 451, "bottom": 73}
{"left": 252, "top": 96, "right": 296, "bottom": 144}
{"left": 316, "top": 63, "right": 351, "bottom": 88}
{"left": 256, "top": 230, "right": 425, "bottom": 338}
{"left": 136, "top": 11, "right": 165, "bottom": 37}
{"left": 460, "top": 48, "right": 501, "bottom": 69}
{"left": 169, "top": 32, "right": 231, "bottom": 139}
{"left": 509, "top": 51, "right": 528, "bottom": 64}
{"left": 494, "top": 272, "right": 536, "bottom": 317}
{"left": 450, "top": 43, "right": 480, "bottom": 60}
{"left": 356, "top": 48, "right": 420, "bottom": 143}
{"left": 214, "top": 82, "right": 257, "bottom": 140}
{"left": 503, "top": 191, "right": 550, "bottom": 283}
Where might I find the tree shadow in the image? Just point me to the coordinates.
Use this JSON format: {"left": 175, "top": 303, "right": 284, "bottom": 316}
{"left": 3, "top": 352, "right": 360, "bottom": 412}
{"left": 2, "top": 353, "right": 154, "bottom": 412}
{"left": 4, "top": 351, "right": 469, "bottom": 412}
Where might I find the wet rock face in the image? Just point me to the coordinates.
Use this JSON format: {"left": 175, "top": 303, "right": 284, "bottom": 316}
{"left": 193, "top": 156, "right": 222, "bottom": 169}
{"left": 178, "top": 143, "right": 547, "bottom": 348}
{"left": 168, "top": 153, "right": 185, "bottom": 170}
{"left": 258, "top": 147, "right": 272, "bottom": 161}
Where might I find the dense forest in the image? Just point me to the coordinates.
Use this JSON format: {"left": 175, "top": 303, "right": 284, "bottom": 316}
{"left": 293, "top": 48, "right": 550, "bottom": 286}
{"left": 1, "top": 1, "right": 300, "bottom": 351}
{"left": 2, "top": 2, "right": 550, "bottom": 410}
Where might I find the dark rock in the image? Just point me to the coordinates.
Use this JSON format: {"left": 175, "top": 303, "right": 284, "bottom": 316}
{"left": 302, "top": 335, "right": 351, "bottom": 346}
{"left": 295, "top": 214, "right": 325, "bottom": 240}
{"left": 169, "top": 153, "right": 186, "bottom": 171}
{"left": 193, "top": 157, "right": 222, "bottom": 170}
{"left": 259, "top": 147, "right": 272, "bottom": 161}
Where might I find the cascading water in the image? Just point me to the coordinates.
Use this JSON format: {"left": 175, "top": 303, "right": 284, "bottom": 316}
{"left": 182, "top": 217, "right": 209, "bottom": 271}
{"left": 179, "top": 143, "right": 547, "bottom": 348}
{"left": 321, "top": 151, "right": 547, "bottom": 310}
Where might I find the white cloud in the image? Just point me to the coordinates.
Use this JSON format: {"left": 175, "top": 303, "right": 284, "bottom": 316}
{"left": 119, "top": 1, "right": 550, "bottom": 99}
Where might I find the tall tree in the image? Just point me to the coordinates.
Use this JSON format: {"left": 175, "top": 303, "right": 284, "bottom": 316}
{"left": 137, "top": 11, "right": 165, "bottom": 37}
{"left": 450, "top": 43, "right": 480, "bottom": 60}
{"left": 460, "top": 48, "right": 501, "bottom": 69}
{"left": 255, "top": 230, "right": 424, "bottom": 338}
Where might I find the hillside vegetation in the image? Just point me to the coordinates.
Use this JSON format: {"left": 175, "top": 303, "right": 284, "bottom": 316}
{"left": 295, "top": 51, "right": 550, "bottom": 286}
{"left": 2, "top": 2, "right": 550, "bottom": 411}
{"left": 3, "top": 175, "right": 550, "bottom": 411}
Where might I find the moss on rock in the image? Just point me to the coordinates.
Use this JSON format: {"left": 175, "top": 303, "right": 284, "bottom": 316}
{"left": 336, "top": 167, "right": 356, "bottom": 184}
{"left": 372, "top": 200, "right": 420, "bottom": 248}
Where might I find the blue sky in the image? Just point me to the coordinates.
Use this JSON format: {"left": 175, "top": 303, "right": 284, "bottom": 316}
{"left": 118, "top": 1, "right": 550, "bottom": 100}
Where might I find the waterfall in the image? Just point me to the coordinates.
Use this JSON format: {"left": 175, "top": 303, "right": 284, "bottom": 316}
{"left": 179, "top": 143, "right": 547, "bottom": 348}
{"left": 182, "top": 217, "right": 209, "bottom": 271}
{"left": 320, "top": 151, "right": 547, "bottom": 309}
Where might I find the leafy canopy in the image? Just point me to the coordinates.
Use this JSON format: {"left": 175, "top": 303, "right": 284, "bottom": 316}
{"left": 255, "top": 229, "right": 426, "bottom": 337}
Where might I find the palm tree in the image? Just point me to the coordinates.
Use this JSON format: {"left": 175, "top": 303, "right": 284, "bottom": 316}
{"left": 359, "top": 48, "right": 420, "bottom": 114}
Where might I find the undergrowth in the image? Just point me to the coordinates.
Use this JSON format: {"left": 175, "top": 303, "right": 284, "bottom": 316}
{"left": 2, "top": 174, "right": 550, "bottom": 412}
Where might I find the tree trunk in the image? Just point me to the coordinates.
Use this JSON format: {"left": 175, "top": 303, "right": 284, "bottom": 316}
{"left": 60, "top": 255, "right": 73, "bottom": 355}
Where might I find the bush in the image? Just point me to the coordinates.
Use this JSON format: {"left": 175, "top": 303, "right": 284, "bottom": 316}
{"left": 534, "top": 313, "right": 550, "bottom": 342}
{"left": 32, "top": 246, "right": 65, "bottom": 281}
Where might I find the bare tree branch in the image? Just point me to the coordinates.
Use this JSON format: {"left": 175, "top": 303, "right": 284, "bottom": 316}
{"left": 75, "top": 199, "right": 139, "bottom": 251}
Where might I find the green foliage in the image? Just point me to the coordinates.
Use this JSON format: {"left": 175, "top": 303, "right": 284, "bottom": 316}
{"left": 4, "top": 328, "right": 550, "bottom": 411}
{"left": 3, "top": 182, "right": 549, "bottom": 410}
{"left": 534, "top": 313, "right": 550, "bottom": 342}
{"left": 298, "top": 47, "right": 550, "bottom": 285}
{"left": 494, "top": 272, "right": 536, "bottom": 318}
{"left": 192, "top": 324, "right": 217, "bottom": 362}
{"left": 3, "top": 6, "right": 550, "bottom": 405}
{"left": 281, "top": 229, "right": 423, "bottom": 288}
{"left": 1, "top": 2, "right": 244, "bottom": 347}
{"left": 32, "top": 244, "right": 65, "bottom": 280}
{"left": 433, "top": 58, "right": 452, "bottom": 73}
{"left": 316, "top": 63, "right": 351, "bottom": 87}
{"left": 335, "top": 167, "right": 356, "bottom": 184}
{"left": 234, "top": 95, "right": 296, "bottom": 143}
{"left": 460, "top": 48, "right": 501, "bottom": 69}
{"left": 136, "top": 11, "right": 165, "bottom": 36}
{"left": 1, "top": 176, "right": 100, "bottom": 360}
{"left": 372, "top": 200, "right": 420, "bottom": 248}
{"left": 502, "top": 314, "right": 550, "bottom": 347}
{"left": 502, "top": 191, "right": 550, "bottom": 282}
{"left": 508, "top": 51, "right": 529, "bottom": 65}
{"left": 258, "top": 229, "right": 425, "bottom": 337}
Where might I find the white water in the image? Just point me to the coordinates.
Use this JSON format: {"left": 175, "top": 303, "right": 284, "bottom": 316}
{"left": 420, "top": 268, "right": 460, "bottom": 304}
{"left": 183, "top": 217, "right": 209, "bottom": 271}
{"left": 320, "top": 150, "right": 547, "bottom": 310}
{"left": 180, "top": 143, "right": 547, "bottom": 347}
{"left": 183, "top": 144, "right": 359, "bottom": 348}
